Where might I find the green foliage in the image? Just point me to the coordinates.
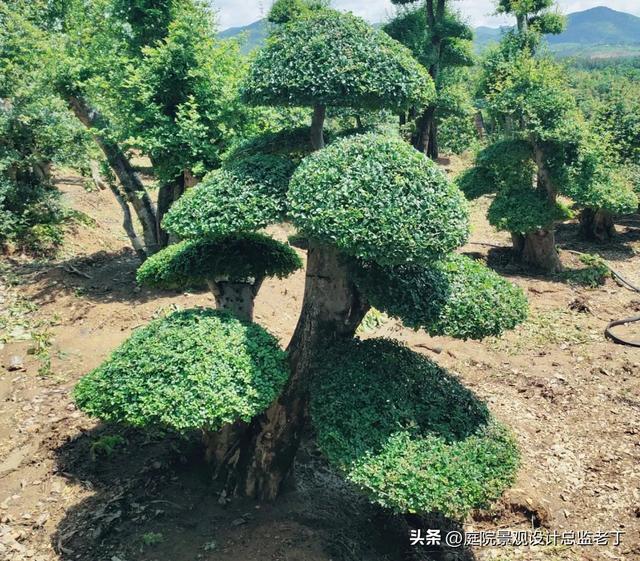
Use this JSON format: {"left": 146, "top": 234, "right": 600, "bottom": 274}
{"left": 74, "top": 309, "right": 290, "bottom": 432}
{"left": 488, "top": 188, "right": 573, "bottom": 234}
{"left": 141, "top": 532, "right": 164, "bottom": 546}
{"left": 136, "top": 233, "right": 302, "bottom": 289}
{"left": 242, "top": 10, "right": 434, "bottom": 111}
{"left": 457, "top": 139, "right": 535, "bottom": 201}
{"left": 163, "top": 151, "right": 298, "bottom": 239}
{"left": 0, "top": 45, "right": 89, "bottom": 253}
{"left": 353, "top": 254, "right": 528, "bottom": 340}
{"left": 311, "top": 338, "right": 520, "bottom": 518}
{"left": 562, "top": 253, "right": 610, "bottom": 288}
{"left": 268, "top": 0, "right": 329, "bottom": 24}
{"left": 288, "top": 133, "right": 469, "bottom": 265}
{"left": 90, "top": 434, "right": 127, "bottom": 461}
{"left": 110, "top": 2, "right": 263, "bottom": 181}
{"left": 564, "top": 141, "right": 638, "bottom": 214}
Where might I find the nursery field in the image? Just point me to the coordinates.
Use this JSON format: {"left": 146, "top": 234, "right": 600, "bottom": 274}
{"left": 1, "top": 169, "right": 638, "bottom": 561}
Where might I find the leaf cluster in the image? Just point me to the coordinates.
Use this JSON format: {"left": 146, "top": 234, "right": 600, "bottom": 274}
{"left": 310, "top": 338, "right": 520, "bottom": 518}
{"left": 353, "top": 253, "right": 529, "bottom": 340}
{"left": 241, "top": 10, "right": 434, "bottom": 111}
{"left": 136, "top": 233, "right": 303, "bottom": 289}
{"left": 288, "top": 133, "right": 469, "bottom": 265}
{"left": 74, "top": 309, "right": 290, "bottom": 432}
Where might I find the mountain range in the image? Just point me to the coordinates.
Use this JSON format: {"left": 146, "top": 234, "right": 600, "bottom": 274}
{"left": 220, "top": 6, "right": 640, "bottom": 59}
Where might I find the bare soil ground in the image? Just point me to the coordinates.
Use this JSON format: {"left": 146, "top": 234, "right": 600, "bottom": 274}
{"left": 1, "top": 170, "right": 639, "bottom": 561}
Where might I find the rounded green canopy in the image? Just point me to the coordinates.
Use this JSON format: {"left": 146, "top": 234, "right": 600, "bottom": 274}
{"left": 136, "top": 233, "right": 303, "bottom": 290}
{"left": 241, "top": 10, "right": 434, "bottom": 110}
{"left": 288, "top": 133, "right": 470, "bottom": 265}
{"left": 74, "top": 309, "right": 290, "bottom": 432}
{"left": 353, "top": 253, "right": 529, "bottom": 340}
{"left": 311, "top": 338, "right": 519, "bottom": 518}
{"left": 163, "top": 129, "right": 311, "bottom": 240}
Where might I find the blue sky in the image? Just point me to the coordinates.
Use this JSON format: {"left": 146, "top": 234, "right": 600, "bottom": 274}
{"left": 213, "top": 1, "right": 640, "bottom": 30}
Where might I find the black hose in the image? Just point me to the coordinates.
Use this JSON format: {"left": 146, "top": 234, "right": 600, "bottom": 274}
{"left": 604, "top": 269, "right": 640, "bottom": 348}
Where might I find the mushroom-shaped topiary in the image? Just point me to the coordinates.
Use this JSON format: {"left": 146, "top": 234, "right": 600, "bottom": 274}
{"left": 288, "top": 133, "right": 470, "bottom": 265}
{"left": 136, "top": 234, "right": 303, "bottom": 320}
{"left": 242, "top": 10, "right": 433, "bottom": 111}
{"left": 311, "top": 338, "right": 519, "bottom": 518}
{"left": 353, "top": 253, "right": 529, "bottom": 340}
{"left": 241, "top": 9, "right": 434, "bottom": 149}
{"left": 74, "top": 309, "right": 290, "bottom": 432}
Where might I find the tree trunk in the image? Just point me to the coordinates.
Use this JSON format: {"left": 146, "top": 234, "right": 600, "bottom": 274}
{"left": 207, "top": 280, "right": 260, "bottom": 322}
{"left": 511, "top": 232, "right": 525, "bottom": 256}
{"left": 521, "top": 229, "right": 562, "bottom": 272}
{"left": 579, "top": 208, "right": 615, "bottom": 242}
{"left": 66, "top": 94, "right": 160, "bottom": 256}
{"left": 108, "top": 184, "right": 147, "bottom": 261}
{"left": 414, "top": 105, "right": 437, "bottom": 158}
{"left": 205, "top": 243, "right": 369, "bottom": 500}
{"left": 157, "top": 176, "right": 184, "bottom": 248}
{"left": 310, "top": 105, "right": 326, "bottom": 150}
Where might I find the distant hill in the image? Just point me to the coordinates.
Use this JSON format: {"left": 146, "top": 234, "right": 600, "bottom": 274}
{"left": 220, "top": 6, "right": 640, "bottom": 59}
{"left": 474, "top": 7, "right": 640, "bottom": 56}
{"left": 219, "top": 19, "right": 270, "bottom": 53}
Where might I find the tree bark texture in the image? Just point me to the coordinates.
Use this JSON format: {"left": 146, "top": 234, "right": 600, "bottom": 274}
{"left": 204, "top": 243, "right": 369, "bottom": 500}
{"left": 310, "top": 105, "right": 326, "bottom": 150}
{"left": 521, "top": 229, "right": 562, "bottom": 272}
{"left": 579, "top": 208, "right": 615, "bottom": 242}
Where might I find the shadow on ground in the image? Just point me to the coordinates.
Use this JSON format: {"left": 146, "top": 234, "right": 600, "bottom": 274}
{"left": 9, "top": 248, "right": 209, "bottom": 306}
{"left": 51, "top": 425, "right": 477, "bottom": 561}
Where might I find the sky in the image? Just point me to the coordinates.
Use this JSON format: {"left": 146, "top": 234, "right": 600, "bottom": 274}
{"left": 213, "top": 1, "right": 640, "bottom": 30}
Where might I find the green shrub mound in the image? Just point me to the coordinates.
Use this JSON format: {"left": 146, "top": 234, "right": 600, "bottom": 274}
{"left": 136, "top": 233, "right": 303, "bottom": 290}
{"left": 488, "top": 187, "right": 573, "bottom": 234}
{"left": 311, "top": 339, "right": 519, "bottom": 518}
{"left": 241, "top": 10, "right": 433, "bottom": 110}
{"left": 163, "top": 153, "right": 296, "bottom": 239}
{"left": 565, "top": 147, "right": 638, "bottom": 214}
{"left": 457, "top": 139, "right": 535, "bottom": 201}
{"left": 353, "top": 254, "right": 528, "bottom": 340}
{"left": 74, "top": 309, "right": 290, "bottom": 432}
{"left": 288, "top": 133, "right": 469, "bottom": 265}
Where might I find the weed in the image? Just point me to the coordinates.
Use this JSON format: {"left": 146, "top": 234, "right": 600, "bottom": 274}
{"left": 89, "top": 434, "right": 127, "bottom": 461}
{"left": 561, "top": 253, "right": 610, "bottom": 288}
{"left": 141, "top": 532, "right": 164, "bottom": 547}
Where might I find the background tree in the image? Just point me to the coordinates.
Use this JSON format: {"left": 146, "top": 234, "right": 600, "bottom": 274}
{"left": 4, "top": 0, "right": 267, "bottom": 258}
{"left": 75, "top": 6, "right": 527, "bottom": 527}
{"left": 0, "top": 1, "right": 92, "bottom": 254}
{"left": 460, "top": 3, "right": 636, "bottom": 271}
{"left": 385, "top": 0, "right": 475, "bottom": 159}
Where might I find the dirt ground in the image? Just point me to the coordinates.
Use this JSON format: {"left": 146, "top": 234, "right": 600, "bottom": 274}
{"left": 1, "top": 169, "right": 639, "bottom": 561}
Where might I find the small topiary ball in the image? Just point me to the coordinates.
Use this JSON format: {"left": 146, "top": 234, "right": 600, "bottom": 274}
{"left": 311, "top": 338, "right": 519, "bottom": 519}
{"left": 353, "top": 253, "right": 529, "bottom": 340}
{"left": 136, "top": 233, "right": 303, "bottom": 290}
{"left": 288, "top": 133, "right": 469, "bottom": 265}
{"left": 74, "top": 309, "right": 290, "bottom": 432}
{"left": 241, "top": 10, "right": 433, "bottom": 110}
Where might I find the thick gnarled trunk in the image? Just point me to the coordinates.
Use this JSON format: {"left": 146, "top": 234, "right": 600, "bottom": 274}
{"left": 579, "top": 208, "right": 615, "bottom": 242}
{"left": 205, "top": 243, "right": 369, "bottom": 500}
{"left": 206, "top": 279, "right": 262, "bottom": 322}
{"left": 515, "top": 229, "right": 562, "bottom": 273}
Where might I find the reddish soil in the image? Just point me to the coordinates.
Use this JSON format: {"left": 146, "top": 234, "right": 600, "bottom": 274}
{"left": 1, "top": 171, "right": 639, "bottom": 561}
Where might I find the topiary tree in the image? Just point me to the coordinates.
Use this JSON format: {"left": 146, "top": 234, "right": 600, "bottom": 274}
{"left": 75, "top": 6, "right": 527, "bottom": 523}
{"left": 462, "top": 5, "right": 636, "bottom": 271}
{"left": 385, "top": 0, "right": 475, "bottom": 159}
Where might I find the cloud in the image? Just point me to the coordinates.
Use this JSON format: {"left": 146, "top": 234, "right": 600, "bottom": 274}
{"left": 213, "top": 0, "right": 640, "bottom": 30}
